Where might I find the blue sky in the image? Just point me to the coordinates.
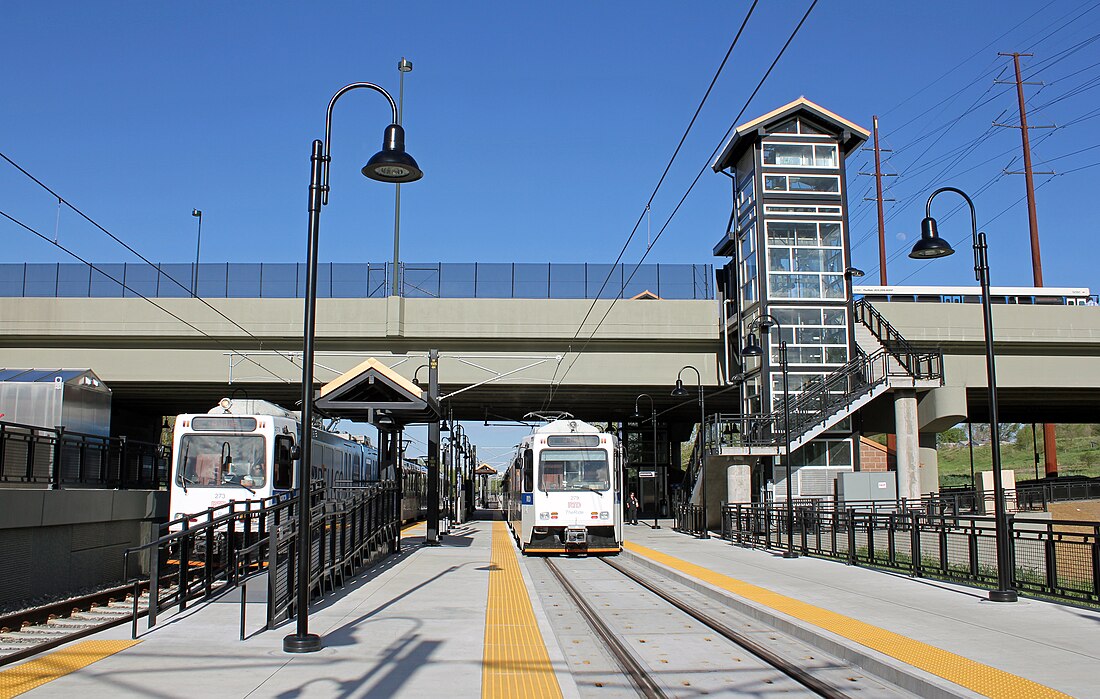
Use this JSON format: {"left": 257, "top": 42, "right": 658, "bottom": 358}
{"left": 4, "top": 1, "right": 1100, "bottom": 464}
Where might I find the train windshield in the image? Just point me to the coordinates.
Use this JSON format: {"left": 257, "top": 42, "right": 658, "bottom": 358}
{"left": 176, "top": 434, "right": 267, "bottom": 488}
{"left": 539, "top": 448, "right": 609, "bottom": 492}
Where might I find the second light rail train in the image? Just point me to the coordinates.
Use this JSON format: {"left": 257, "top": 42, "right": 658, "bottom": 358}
{"left": 168, "top": 398, "right": 425, "bottom": 527}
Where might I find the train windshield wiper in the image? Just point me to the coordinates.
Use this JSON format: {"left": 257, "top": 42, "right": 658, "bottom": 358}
{"left": 231, "top": 481, "right": 256, "bottom": 495}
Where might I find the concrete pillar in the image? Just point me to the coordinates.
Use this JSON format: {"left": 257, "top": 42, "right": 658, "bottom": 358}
{"left": 918, "top": 432, "right": 939, "bottom": 495}
{"left": 894, "top": 389, "right": 920, "bottom": 500}
{"left": 726, "top": 463, "right": 751, "bottom": 504}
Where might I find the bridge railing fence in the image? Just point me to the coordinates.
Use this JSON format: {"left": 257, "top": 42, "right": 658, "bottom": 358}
{"left": 0, "top": 262, "right": 714, "bottom": 300}
{"left": 0, "top": 419, "right": 169, "bottom": 489}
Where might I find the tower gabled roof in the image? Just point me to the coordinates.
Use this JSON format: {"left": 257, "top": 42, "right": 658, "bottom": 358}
{"left": 712, "top": 97, "right": 869, "bottom": 172}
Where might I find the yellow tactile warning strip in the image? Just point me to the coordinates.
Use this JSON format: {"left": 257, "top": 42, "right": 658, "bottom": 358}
{"left": 0, "top": 640, "right": 139, "bottom": 698}
{"left": 482, "top": 521, "right": 562, "bottom": 699}
{"left": 401, "top": 521, "right": 425, "bottom": 533}
{"left": 625, "top": 541, "right": 1070, "bottom": 699}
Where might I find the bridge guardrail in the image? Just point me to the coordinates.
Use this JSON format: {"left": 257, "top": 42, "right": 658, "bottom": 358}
{"left": 0, "top": 262, "right": 714, "bottom": 300}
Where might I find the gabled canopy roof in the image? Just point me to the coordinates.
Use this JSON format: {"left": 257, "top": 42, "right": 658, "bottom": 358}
{"left": 712, "top": 97, "right": 870, "bottom": 172}
{"left": 316, "top": 357, "right": 441, "bottom": 427}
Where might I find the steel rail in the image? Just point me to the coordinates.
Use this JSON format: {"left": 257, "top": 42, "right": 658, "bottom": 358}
{"left": 0, "top": 582, "right": 149, "bottom": 667}
{"left": 543, "top": 558, "right": 667, "bottom": 699}
{"left": 602, "top": 558, "right": 854, "bottom": 699}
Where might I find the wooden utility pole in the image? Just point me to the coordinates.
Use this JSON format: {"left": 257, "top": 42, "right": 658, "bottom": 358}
{"left": 873, "top": 116, "right": 888, "bottom": 285}
{"left": 997, "top": 51, "right": 1059, "bottom": 477}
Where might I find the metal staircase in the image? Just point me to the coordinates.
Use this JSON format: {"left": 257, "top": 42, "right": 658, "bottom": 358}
{"left": 708, "top": 299, "right": 943, "bottom": 457}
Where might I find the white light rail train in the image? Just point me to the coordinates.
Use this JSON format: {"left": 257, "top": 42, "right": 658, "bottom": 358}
{"left": 169, "top": 399, "right": 425, "bottom": 527}
{"left": 503, "top": 416, "right": 623, "bottom": 555}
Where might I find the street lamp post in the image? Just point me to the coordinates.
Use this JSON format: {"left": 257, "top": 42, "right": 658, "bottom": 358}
{"left": 634, "top": 394, "right": 660, "bottom": 529}
{"left": 191, "top": 209, "right": 202, "bottom": 297}
{"left": 908, "top": 186, "right": 1017, "bottom": 603}
{"left": 741, "top": 314, "right": 797, "bottom": 558}
{"left": 672, "top": 366, "right": 708, "bottom": 538}
{"left": 392, "top": 57, "right": 413, "bottom": 296}
{"left": 284, "top": 81, "right": 423, "bottom": 655}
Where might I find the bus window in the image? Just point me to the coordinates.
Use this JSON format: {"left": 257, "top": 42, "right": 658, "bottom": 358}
{"left": 274, "top": 435, "right": 294, "bottom": 489}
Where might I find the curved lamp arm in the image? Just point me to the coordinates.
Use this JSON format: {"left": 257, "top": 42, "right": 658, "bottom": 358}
{"left": 925, "top": 186, "right": 978, "bottom": 244}
{"left": 322, "top": 82, "right": 400, "bottom": 204}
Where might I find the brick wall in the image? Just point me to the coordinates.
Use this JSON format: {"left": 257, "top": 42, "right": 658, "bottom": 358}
{"left": 859, "top": 437, "right": 892, "bottom": 472}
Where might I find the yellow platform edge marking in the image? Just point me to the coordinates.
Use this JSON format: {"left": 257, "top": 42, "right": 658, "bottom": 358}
{"left": 0, "top": 639, "right": 140, "bottom": 698}
{"left": 401, "top": 521, "right": 425, "bottom": 533}
{"left": 482, "top": 521, "right": 562, "bottom": 699}
{"left": 625, "top": 541, "right": 1069, "bottom": 699}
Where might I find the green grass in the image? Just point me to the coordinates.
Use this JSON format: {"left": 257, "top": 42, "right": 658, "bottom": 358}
{"left": 938, "top": 436, "right": 1100, "bottom": 488}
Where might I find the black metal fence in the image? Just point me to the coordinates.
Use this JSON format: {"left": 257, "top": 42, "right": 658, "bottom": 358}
{"left": 123, "top": 482, "right": 401, "bottom": 638}
{"left": 1016, "top": 478, "right": 1100, "bottom": 511}
{"left": 674, "top": 504, "right": 707, "bottom": 537}
{"left": 721, "top": 502, "right": 1100, "bottom": 605}
{"left": 0, "top": 420, "right": 168, "bottom": 489}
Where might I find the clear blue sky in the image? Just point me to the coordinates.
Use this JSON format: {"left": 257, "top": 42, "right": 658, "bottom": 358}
{"left": 3, "top": 1, "right": 1099, "bottom": 465}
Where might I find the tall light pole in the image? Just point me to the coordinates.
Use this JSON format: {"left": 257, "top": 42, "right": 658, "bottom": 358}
{"left": 191, "top": 209, "right": 202, "bottom": 297}
{"left": 392, "top": 57, "right": 413, "bottom": 296}
{"left": 742, "top": 314, "right": 796, "bottom": 558}
{"left": 634, "top": 393, "right": 660, "bottom": 529}
{"left": 672, "top": 365, "right": 708, "bottom": 538}
{"left": 284, "top": 81, "right": 423, "bottom": 655}
{"left": 909, "top": 186, "right": 1017, "bottom": 603}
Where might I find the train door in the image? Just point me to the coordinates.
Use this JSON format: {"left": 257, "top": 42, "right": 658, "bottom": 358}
{"left": 521, "top": 447, "right": 535, "bottom": 544}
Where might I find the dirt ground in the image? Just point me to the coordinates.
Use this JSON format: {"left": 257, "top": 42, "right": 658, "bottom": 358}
{"left": 1050, "top": 500, "right": 1100, "bottom": 524}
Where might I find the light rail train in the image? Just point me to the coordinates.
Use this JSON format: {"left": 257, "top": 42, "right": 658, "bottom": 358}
{"left": 855, "top": 285, "right": 1094, "bottom": 306}
{"left": 168, "top": 398, "right": 424, "bottom": 527}
{"left": 503, "top": 416, "right": 623, "bottom": 555}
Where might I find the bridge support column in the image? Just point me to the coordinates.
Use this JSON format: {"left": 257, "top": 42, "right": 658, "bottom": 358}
{"left": 918, "top": 432, "right": 939, "bottom": 495}
{"left": 894, "top": 389, "right": 920, "bottom": 500}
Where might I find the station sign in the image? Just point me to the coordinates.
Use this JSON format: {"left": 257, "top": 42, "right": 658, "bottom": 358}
{"left": 639, "top": 470, "right": 656, "bottom": 478}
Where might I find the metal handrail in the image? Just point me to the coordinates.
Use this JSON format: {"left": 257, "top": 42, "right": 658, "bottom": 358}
{"left": 854, "top": 298, "right": 944, "bottom": 380}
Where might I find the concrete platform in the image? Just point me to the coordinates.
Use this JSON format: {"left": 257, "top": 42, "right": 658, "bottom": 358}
{"left": 1, "top": 521, "right": 578, "bottom": 699}
{"left": 3, "top": 518, "right": 1098, "bottom": 698}
{"left": 621, "top": 521, "right": 1100, "bottom": 698}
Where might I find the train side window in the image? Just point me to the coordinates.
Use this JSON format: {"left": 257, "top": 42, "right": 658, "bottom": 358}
{"left": 274, "top": 435, "right": 294, "bottom": 489}
{"left": 522, "top": 449, "right": 533, "bottom": 492}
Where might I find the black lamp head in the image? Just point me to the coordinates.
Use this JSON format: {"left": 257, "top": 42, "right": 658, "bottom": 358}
{"left": 671, "top": 379, "right": 688, "bottom": 397}
{"left": 909, "top": 217, "right": 955, "bottom": 259}
{"left": 741, "top": 332, "right": 763, "bottom": 357}
{"left": 362, "top": 124, "right": 423, "bottom": 183}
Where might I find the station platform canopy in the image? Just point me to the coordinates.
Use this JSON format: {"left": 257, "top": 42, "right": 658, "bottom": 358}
{"left": 315, "top": 357, "right": 441, "bottom": 428}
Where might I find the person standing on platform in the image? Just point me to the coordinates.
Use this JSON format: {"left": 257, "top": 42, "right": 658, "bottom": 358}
{"left": 627, "top": 491, "right": 639, "bottom": 525}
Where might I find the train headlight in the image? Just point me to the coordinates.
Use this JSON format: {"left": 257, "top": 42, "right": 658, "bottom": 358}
{"left": 599, "top": 511, "right": 609, "bottom": 519}
{"left": 539, "top": 512, "right": 550, "bottom": 520}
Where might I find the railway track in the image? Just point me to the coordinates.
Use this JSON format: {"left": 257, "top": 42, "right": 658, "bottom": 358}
{"left": 542, "top": 556, "right": 914, "bottom": 698}
{"left": 0, "top": 583, "right": 158, "bottom": 667}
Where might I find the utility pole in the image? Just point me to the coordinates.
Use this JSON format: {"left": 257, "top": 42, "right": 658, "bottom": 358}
{"left": 859, "top": 117, "right": 896, "bottom": 284}
{"left": 872, "top": 116, "right": 888, "bottom": 285}
{"left": 996, "top": 51, "right": 1059, "bottom": 477}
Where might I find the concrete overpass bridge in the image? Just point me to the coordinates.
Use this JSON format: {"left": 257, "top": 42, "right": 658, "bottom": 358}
{"left": 0, "top": 261, "right": 1098, "bottom": 450}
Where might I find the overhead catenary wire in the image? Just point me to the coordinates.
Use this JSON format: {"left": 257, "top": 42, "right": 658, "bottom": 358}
{"left": 0, "top": 207, "right": 292, "bottom": 384}
{"left": 545, "top": 0, "right": 820, "bottom": 408}
{"left": 0, "top": 150, "right": 303, "bottom": 375}
{"left": 541, "top": 0, "right": 762, "bottom": 408}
